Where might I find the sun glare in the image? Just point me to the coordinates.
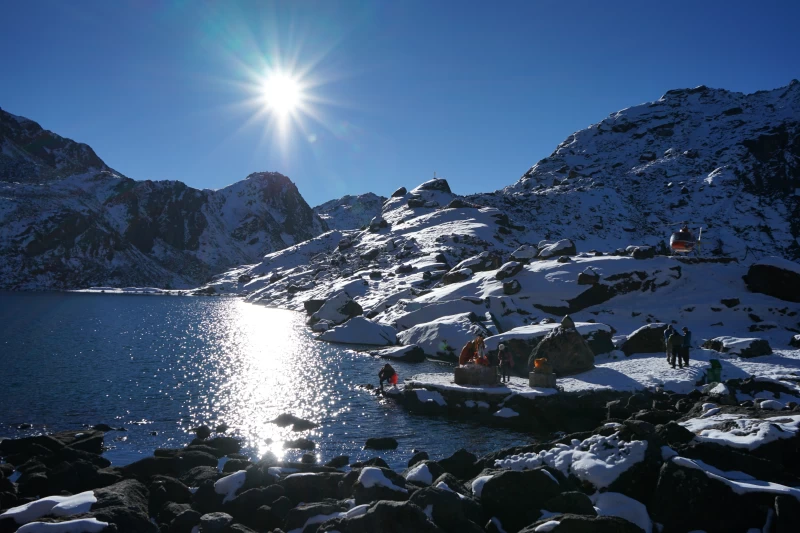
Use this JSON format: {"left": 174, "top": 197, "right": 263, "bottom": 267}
{"left": 260, "top": 72, "right": 302, "bottom": 117}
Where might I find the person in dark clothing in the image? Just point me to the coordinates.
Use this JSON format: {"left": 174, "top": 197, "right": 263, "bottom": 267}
{"left": 663, "top": 325, "right": 675, "bottom": 361}
{"left": 667, "top": 330, "right": 684, "bottom": 369}
{"left": 498, "top": 344, "right": 513, "bottom": 383}
{"left": 681, "top": 327, "right": 692, "bottom": 367}
{"left": 378, "top": 363, "right": 398, "bottom": 389}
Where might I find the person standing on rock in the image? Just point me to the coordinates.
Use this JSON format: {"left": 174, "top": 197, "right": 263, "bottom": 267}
{"left": 498, "top": 344, "right": 513, "bottom": 383}
{"left": 378, "top": 363, "right": 398, "bottom": 390}
{"left": 667, "top": 329, "right": 684, "bottom": 369}
{"left": 663, "top": 325, "right": 675, "bottom": 361}
{"left": 681, "top": 327, "right": 692, "bottom": 367}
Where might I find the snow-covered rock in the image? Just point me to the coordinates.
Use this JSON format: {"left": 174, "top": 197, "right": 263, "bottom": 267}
{"left": 744, "top": 257, "right": 800, "bottom": 303}
{"left": 319, "top": 316, "right": 397, "bottom": 346}
{"left": 368, "top": 345, "right": 425, "bottom": 362}
{"left": 702, "top": 336, "right": 773, "bottom": 358}
{"left": 313, "top": 193, "right": 386, "bottom": 231}
{"left": 309, "top": 291, "right": 363, "bottom": 326}
{"left": 396, "top": 312, "right": 490, "bottom": 360}
{"left": 537, "top": 239, "right": 576, "bottom": 259}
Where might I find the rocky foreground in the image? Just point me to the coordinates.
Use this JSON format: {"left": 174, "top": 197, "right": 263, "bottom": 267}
{"left": 2, "top": 377, "right": 800, "bottom": 533}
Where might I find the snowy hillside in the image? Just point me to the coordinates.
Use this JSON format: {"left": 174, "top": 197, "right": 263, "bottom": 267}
{"left": 313, "top": 192, "right": 386, "bottom": 230}
{"left": 475, "top": 81, "right": 800, "bottom": 259}
{"left": 0, "top": 108, "right": 327, "bottom": 289}
{"left": 202, "top": 82, "right": 800, "bottom": 368}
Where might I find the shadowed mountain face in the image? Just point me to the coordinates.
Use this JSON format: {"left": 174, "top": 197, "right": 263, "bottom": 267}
{"left": 0, "top": 108, "right": 327, "bottom": 290}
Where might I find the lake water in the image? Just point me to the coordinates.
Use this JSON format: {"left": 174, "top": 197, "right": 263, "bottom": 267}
{"left": 0, "top": 292, "right": 531, "bottom": 469}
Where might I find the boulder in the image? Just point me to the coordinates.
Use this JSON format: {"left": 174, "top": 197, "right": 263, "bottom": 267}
{"left": 454, "top": 364, "right": 499, "bottom": 386}
{"left": 791, "top": 335, "right": 800, "bottom": 348}
{"left": 403, "top": 460, "right": 446, "bottom": 486}
{"left": 415, "top": 178, "right": 452, "bottom": 193}
{"left": 280, "top": 472, "right": 344, "bottom": 504}
{"left": 364, "top": 437, "right": 398, "bottom": 450}
{"left": 502, "top": 279, "right": 521, "bottom": 295}
{"left": 443, "top": 268, "right": 472, "bottom": 286}
{"left": 92, "top": 479, "right": 158, "bottom": 533}
{"left": 577, "top": 269, "right": 600, "bottom": 285}
{"left": 510, "top": 245, "right": 538, "bottom": 264}
{"left": 626, "top": 245, "right": 655, "bottom": 259}
{"left": 495, "top": 261, "right": 523, "bottom": 280}
{"left": 541, "top": 492, "right": 597, "bottom": 517}
{"left": 368, "top": 216, "right": 389, "bottom": 232}
{"left": 521, "top": 514, "right": 644, "bottom": 533}
{"left": 352, "top": 467, "right": 409, "bottom": 505}
{"left": 284, "top": 502, "right": 349, "bottom": 532}
{"left": 319, "top": 316, "right": 398, "bottom": 346}
{"left": 720, "top": 297, "right": 740, "bottom": 308}
{"left": 396, "top": 312, "right": 490, "bottom": 361}
{"left": 325, "top": 456, "right": 350, "bottom": 468}
{"left": 743, "top": 257, "right": 800, "bottom": 303}
{"left": 480, "top": 468, "right": 563, "bottom": 532}
{"left": 199, "top": 512, "right": 233, "bottom": 533}
{"left": 391, "top": 186, "right": 407, "bottom": 198}
{"left": 316, "top": 500, "right": 443, "bottom": 533}
{"left": 651, "top": 458, "right": 773, "bottom": 532}
{"left": 409, "top": 486, "right": 481, "bottom": 531}
{"left": 308, "top": 292, "right": 363, "bottom": 326}
{"left": 369, "top": 345, "right": 426, "bottom": 363}
{"left": 284, "top": 438, "right": 315, "bottom": 450}
{"left": 408, "top": 451, "right": 430, "bottom": 468}
{"left": 451, "top": 251, "right": 503, "bottom": 274}
{"left": 303, "top": 299, "right": 326, "bottom": 315}
{"left": 439, "top": 449, "right": 480, "bottom": 481}
{"left": 270, "top": 413, "right": 319, "bottom": 431}
{"left": 702, "top": 336, "right": 772, "bottom": 358}
{"left": 528, "top": 326, "right": 595, "bottom": 376}
{"left": 537, "top": 239, "right": 576, "bottom": 259}
{"left": 619, "top": 323, "right": 668, "bottom": 356}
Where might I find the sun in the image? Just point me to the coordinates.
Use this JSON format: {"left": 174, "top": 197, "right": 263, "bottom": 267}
{"left": 260, "top": 72, "right": 303, "bottom": 117}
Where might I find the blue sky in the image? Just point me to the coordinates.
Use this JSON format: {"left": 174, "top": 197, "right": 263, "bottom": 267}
{"left": 2, "top": 1, "right": 799, "bottom": 206}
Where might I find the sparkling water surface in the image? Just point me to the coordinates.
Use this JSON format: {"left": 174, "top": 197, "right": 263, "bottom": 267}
{"left": 0, "top": 292, "right": 531, "bottom": 469}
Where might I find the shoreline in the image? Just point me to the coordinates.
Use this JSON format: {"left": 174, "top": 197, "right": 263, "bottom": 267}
{"left": 3, "top": 373, "right": 800, "bottom": 533}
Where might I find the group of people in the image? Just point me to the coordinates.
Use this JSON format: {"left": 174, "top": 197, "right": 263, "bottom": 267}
{"left": 664, "top": 324, "right": 692, "bottom": 369}
{"left": 459, "top": 334, "right": 515, "bottom": 382}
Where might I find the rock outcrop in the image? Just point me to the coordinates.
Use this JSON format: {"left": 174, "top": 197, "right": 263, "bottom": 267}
{"left": 527, "top": 326, "right": 595, "bottom": 376}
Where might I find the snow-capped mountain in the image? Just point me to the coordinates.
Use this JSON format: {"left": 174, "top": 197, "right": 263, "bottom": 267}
{"left": 313, "top": 193, "right": 386, "bottom": 230}
{"left": 475, "top": 81, "right": 800, "bottom": 259}
{"left": 0, "top": 108, "right": 327, "bottom": 290}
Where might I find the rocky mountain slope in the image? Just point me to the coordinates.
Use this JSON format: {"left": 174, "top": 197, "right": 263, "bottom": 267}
{"left": 0, "top": 108, "right": 327, "bottom": 289}
{"left": 201, "top": 82, "right": 800, "bottom": 360}
{"left": 314, "top": 192, "right": 386, "bottom": 230}
{"left": 475, "top": 80, "right": 800, "bottom": 259}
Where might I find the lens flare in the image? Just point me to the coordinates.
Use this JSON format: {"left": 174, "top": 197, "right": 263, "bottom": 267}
{"left": 260, "top": 72, "right": 303, "bottom": 117}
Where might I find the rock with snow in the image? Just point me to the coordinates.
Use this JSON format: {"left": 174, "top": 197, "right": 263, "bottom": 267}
{"left": 369, "top": 344, "right": 425, "bottom": 362}
{"left": 510, "top": 245, "right": 538, "bottom": 263}
{"left": 14, "top": 518, "right": 110, "bottom": 533}
{"left": 396, "top": 313, "right": 490, "bottom": 360}
{"left": 528, "top": 326, "right": 595, "bottom": 376}
{"left": 352, "top": 467, "right": 409, "bottom": 505}
{"left": 502, "top": 279, "right": 521, "bottom": 295}
{"left": 319, "top": 316, "right": 397, "bottom": 346}
{"left": 403, "top": 461, "right": 446, "bottom": 486}
{"left": 791, "top": 334, "right": 800, "bottom": 348}
{"left": 626, "top": 245, "right": 655, "bottom": 260}
{"left": 308, "top": 291, "right": 363, "bottom": 326}
{"left": 619, "top": 323, "right": 668, "bottom": 356}
{"left": 702, "top": 336, "right": 772, "bottom": 358}
{"left": 537, "top": 239, "right": 576, "bottom": 259}
{"left": 314, "top": 193, "right": 386, "bottom": 231}
{"left": 442, "top": 268, "right": 472, "bottom": 286}
{"left": 391, "top": 186, "right": 407, "bottom": 198}
{"left": 495, "top": 261, "right": 523, "bottom": 280}
{"left": 743, "top": 257, "right": 800, "bottom": 303}
{"left": 451, "top": 251, "right": 503, "bottom": 274}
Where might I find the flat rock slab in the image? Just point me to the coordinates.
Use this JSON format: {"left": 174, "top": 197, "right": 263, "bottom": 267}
{"left": 454, "top": 364, "right": 498, "bottom": 386}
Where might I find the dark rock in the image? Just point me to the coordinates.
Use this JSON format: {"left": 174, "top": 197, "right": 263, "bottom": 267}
{"left": 542, "top": 492, "right": 597, "bottom": 516}
{"left": 627, "top": 245, "right": 655, "bottom": 259}
{"left": 325, "top": 455, "right": 350, "bottom": 469}
{"left": 439, "top": 449, "right": 480, "bottom": 481}
{"left": 149, "top": 476, "right": 192, "bottom": 516}
{"left": 122, "top": 456, "right": 178, "bottom": 479}
{"left": 408, "top": 451, "right": 429, "bottom": 468}
{"left": 396, "top": 264, "right": 413, "bottom": 274}
{"left": 169, "top": 508, "right": 202, "bottom": 533}
{"left": 416, "top": 178, "right": 452, "bottom": 193}
{"left": 720, "top": 297, "right": 740, "bottom": 308}
{"left": 158, "top": 502, "right": 192, "bottom": 525}
{"left": 269, "top": 496, "right": 293, "bottom": 520}
{"left": 364, "top": 437, "right": 398, "bottom": 450}
{"left": 446, "top": 198, "right": 477, "bottom": 209}
{"left": 93, "top": 478, "right": 158, "bottom": 533}
{"left": 790, "top": 334, "right": 800, "bottom": 348}
{"left": 192, "top": 425, "right": 212, "bottom": 440}
{"left": 316, "top": 500, "right": 443, "bottom": 533}
{"left": 301, "top": 453, "right": 316, "bottom": 464}
{"left": 280, "top": 471, "right": 344, "bottom": 504}
{"left": 180, "top": 466, "right": 222, "bottom": 486}
{"left": 223, "top": 487, "right": 282, "bottom": 529}
{"left": 199, "top": 436, "right": 242, "bottom": 456}
{"left": 557, "top": 256, "right": 572, "bottom": 263}
{"left": 222, "top": 459, "right": 251, "bottom": 473}
{"left": 743, "top": 259, "right": 800, "bottom": 303}
{"left": 775, "top": 494, "right": 800, "bottom": 533}
{"left": 577, "top": 270, "right": 600, "bottom": 285}
{"left": 391, "top": 186, "right": 407, "bottom": 198}
{"left": 702, "top": 337, "right": 772, "bottom": 358}
{"left": 481, "top": 468, "right": 562, "bottom": 532}
{"left": 285, "top": 501, "right": 349, "bottom": 531}
{"left": 620, "top": 323, "right": 667, "bottom": 356}
{"left": 651, "top": 458, "right": 771, "bottom": 532}
{"left": 495, "top": 261, "right": 523, "bottom": 280}
{"left": 632, "top": 409, "right": 682, "bottom": 425}
{"left": 92, "top": 423, "right": 115, "bottom": 432}
{"left": 521, "top": 514, "right": 644, "bottom": 532}
{"left": 271, "top": 413, "right": 319, "bottom": 431}
{"left": 175, "top": 450, "right": 218, "bottom": 474}
{"left": 303, "top": 299, "right": 326, "bottom": 315}
{"left": 442, "top": 269, "right": 471, "bottom": 285}
{"left": 409, "top": 486, "right": 482, "bottom": 531}
{"left": 528, "top": 326, "right": 595, "bottom": 376}
{"left": 655, "top": 421, "right": 695, "bottom": 446}
{"left": 199, "top": 512, "right": 233, "bottom": 533}
{"left": 353, "top": 468, "right": 409, "bottom": 505}
{"left": 502, "top": 279, "right": 521, "bottom": 295}
{"left": 350, "top": 457, "right": 389, "bottom": 469}
{"left": 284, "top": 438, "right": 315, "bottom": 451}
{"left": 18, "top": 471, "right": 49, "bottom": 497}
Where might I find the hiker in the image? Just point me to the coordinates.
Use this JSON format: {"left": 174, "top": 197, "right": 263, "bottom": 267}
{"left": 378, "top": 363, "right": 398, "bottom": 389}
{"left": 459, "top": 337, "right": 476, "bottom": 365}
{"left": 438, "top": 339, "right": 450, "bottom": 357}
{"left": 498, "top": 343, "right": 514, "bottom": 382}
{"left": 667, "top": 329, "right": 684, "bottom": 369}
{"left": 663, "top": 325, "right": 675, "bottom": 360}
{"left": 681, "top": 327, "right": 692, "bottom": 367}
